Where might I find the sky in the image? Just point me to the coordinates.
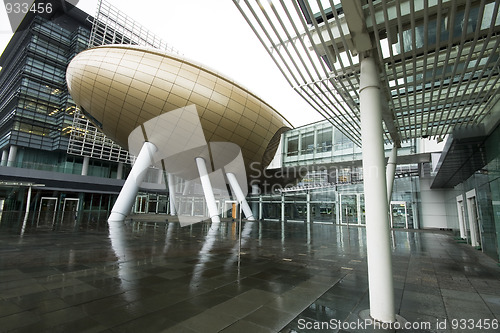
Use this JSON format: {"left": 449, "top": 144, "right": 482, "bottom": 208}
{"left": 0, "top": 0, "right": 323, "bottom": 127}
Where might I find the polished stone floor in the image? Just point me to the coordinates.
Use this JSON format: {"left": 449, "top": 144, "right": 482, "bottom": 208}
{"left": 0, "top": 217, "right": 499, "bottom": 332}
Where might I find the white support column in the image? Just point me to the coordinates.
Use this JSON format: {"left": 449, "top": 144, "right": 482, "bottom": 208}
{"left": 117, "top": 162, "right": 124, "bottom": 179}
{"left": 167, "top": 173, "right": 177, "bottom": 216}
{"left": 7, "top": 145, "right": 17, "bottom": 167}
{"left": 81, "top": 156, "right": 90, "bottom": 176}
{"left": 359, "top": 56, "right": 395, "bottom": 323}
{"left": 195, "top": 157, "right": 221, "bottom": 223}
{"left": 108, "top": 142, "right": 157, "bottom": 222}
{"left": 21, "top": 186, "right": 32, "bottom": 235}
{"left": 226, "top": 172, "right": 255, "bottom": 221}
{"left": 386, "top": 145, "right": 398, "bottom": 205}
{"left": 1, "top": 149, "right": 8, "bottom": 166}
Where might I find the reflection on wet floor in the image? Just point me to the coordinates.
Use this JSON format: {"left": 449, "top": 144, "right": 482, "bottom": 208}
{"left": 0, "top": 218, "right": 499, "bottom": 332}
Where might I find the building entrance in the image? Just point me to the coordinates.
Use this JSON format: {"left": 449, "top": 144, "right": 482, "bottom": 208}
{"left": 37, "top": 197, "right": 58, "bottom": 227}
{"left": 62, "top": 198, "right": 79, "bottom": 225}
{"left": 466, "top": 189, "right": 482, "bottom": 249}
{"left": 339, "top": 194, "right": 365, "bottom": 225}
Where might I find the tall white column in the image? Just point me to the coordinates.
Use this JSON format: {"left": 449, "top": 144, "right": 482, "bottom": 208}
{"left": 117, "top": 162, "right": 124, "bottom": 179}
{"left": 195, "top": 157, "right": 221, "bottom": 223}
{"left": 1, "top": 149, "right": 8, "bottom": 166}
{"left": 386, "top": 145, "right": 398, "bottom": 204}
{"left": 167, "top": 173, "right": 177, "bottom": 216}
{"left": 359, "top": 56, "right": 395, "bottom": 323}
{"left": 81, "top": 156, "right": 90, "bottom": 176}
{"left": 7, "top": 145, "right": 17, "bottom": 167}
{"left": 226, "top": 172, "right": 255, "bottom": 221}
{"left": 108, "top": 142, "right": 157, "bottom": 222}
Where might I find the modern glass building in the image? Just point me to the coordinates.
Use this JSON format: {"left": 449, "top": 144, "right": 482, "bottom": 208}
{"left": 0, "top": 1, "right": 166, "bottom": 230}
{"left": 250, "top": 119, "right": 439, "bottom": 230}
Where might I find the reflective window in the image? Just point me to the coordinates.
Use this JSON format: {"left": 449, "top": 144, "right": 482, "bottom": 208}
{"left": 286, "top": 136, "right": 299, "bottom": 156}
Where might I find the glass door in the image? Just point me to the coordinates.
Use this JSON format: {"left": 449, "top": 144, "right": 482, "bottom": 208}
{"left": 134, "top": 195, "right": 148, "bottom": 213}
{"left": 62, "top": 198, "right": 79, "bottom": 225}
{"left": 37, "top": 197, "right": 58, "bottom": 227}
{"left": 340, "top": 194, "right": 358, "bottom": 225}
{"left": 390, "top": 201, "right": 407, "bottom": 228}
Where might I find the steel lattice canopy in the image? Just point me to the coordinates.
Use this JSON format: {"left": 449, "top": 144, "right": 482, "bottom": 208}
{"left": 234, "top": 0, "right": 500, "bottom": 147}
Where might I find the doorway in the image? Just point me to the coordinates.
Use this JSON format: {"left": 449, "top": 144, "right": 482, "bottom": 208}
{"left": 340, "top": 194, "right": 358, "bottom": 225}
{"left": 466, "top": 189, "right": 482, "bottom": 249}
{"left": 390, "top": 201, "right": 408, "bottom": 228}
{"left": 62, "top": 198, "right": 79, "bottom": 225}
{"left": 37, "top": 197, "right": 58, "bottom": 227}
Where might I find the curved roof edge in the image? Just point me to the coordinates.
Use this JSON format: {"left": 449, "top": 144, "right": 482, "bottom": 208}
{"left": 90, "top": 44, "right": 294, "bottom": 129}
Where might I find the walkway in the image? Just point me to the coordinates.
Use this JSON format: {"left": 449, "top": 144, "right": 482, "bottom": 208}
{"left": 0, "top": 218, "right": 499, "bottom": 332}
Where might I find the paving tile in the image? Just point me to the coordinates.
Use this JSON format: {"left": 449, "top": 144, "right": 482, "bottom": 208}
{"left": 0, "top": 220, "right": 499, "bottom": 332}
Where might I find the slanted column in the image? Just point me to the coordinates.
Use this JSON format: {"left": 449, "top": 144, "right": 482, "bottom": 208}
{"left": 7, "top": 145, "right": 17, "bottom": 167}
{"left": 386, "top": 145, "right": 398, "bottom": 204}
{"left": 22, "top": 186, "right": 32, "bottom": 229}
{"left": 359, "top": 56, "right": 395, "bottom": 323}
{"left": 195, "top": 157, "right": 221, "bottom": 223}
{"left": 167, "top": 173, "right": 177, "bottom": 216}
{"left": 226, "top": 172, "right": 255, "bottom": 221}
{"left": 81, "top": 156, "right": 90, "bottom": 176}
{"left": 108, "top": 142, "right": 157, "bottom": 222}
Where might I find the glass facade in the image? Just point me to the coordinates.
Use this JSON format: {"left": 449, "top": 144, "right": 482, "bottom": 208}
{"left": 0, "top": 14, "right": 130, "bottom": 175}
{"left": 446, "top": 123, "right": 500, "bottom": 262}
{"left": 0, "top": 5, "right": 136, "bottom": 231}
{"left": 0, "top": 17, "right": 85, "bottom": 153}
{"left": 248, "top": 120, "right": 422, "bottom": 228}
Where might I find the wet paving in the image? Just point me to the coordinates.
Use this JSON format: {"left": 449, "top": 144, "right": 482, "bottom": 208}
{"left": 0, "top": 218, "right": 499, "bottom": 332}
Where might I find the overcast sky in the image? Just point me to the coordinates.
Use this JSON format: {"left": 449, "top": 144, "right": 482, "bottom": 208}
{"left": 0, "top": 0, "right": 323, "bottom": 127}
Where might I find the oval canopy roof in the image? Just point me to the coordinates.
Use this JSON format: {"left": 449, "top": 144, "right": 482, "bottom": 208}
{"left": 66, "top": 45, "right": 291, "bottom": 170}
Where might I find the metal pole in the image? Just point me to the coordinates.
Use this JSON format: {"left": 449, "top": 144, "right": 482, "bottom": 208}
{"left": 195, "top": 157, "right": 221, "bottom": 223}
{"left": 238, "top": 201, "right": 242, "bottom": 268}
{"left": 108, "top": 142, "right": 157, "bottom": 222}
{"left": 281, "top": 193, "right": 285, "bottom": 222}
{"left": 359, "top": 56, "right": 395, "bottom": 323}
{"left": 306, "top": 191, "right": 311, "bottom": 223}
